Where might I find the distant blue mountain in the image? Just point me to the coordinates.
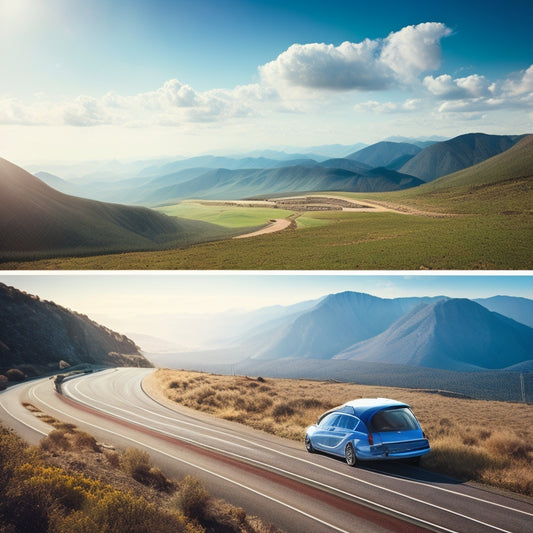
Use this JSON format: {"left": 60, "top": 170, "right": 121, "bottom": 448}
{"left": 334, "top": 299, "right": 533, "bottom": 371}
{"left": 252, "top": 292, "right": 444, "bottom": 360}
{"left": 475, "top": 296, "right": 533, "bottom": 328}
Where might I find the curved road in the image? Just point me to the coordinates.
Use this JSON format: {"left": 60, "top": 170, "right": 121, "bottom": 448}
{"left": 1, "top": 368, "right": 532, "bottom": 533}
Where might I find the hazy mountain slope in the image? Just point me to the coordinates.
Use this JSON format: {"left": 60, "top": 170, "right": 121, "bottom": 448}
{"left": 335, "top": 299, "right": 533, "bottom": 371}
{"left": 0, "top": 158, "right": 232, "bottom": 259}
{"left": 347, "top": 141, "right": 422, "bottom": 167}
{"left": 34, "top": 171, "right": 88, "bottom": 197}
{"left": 475, "top": 295, "right": 533, "bottom": 328}
{"left": 141, "top": 164, "right": 423, "bottom": 203}
{"left": 252, "top": 292, "right": 443, "bottom": 360}
{"left": 0, "top": 283, "right": 152, "bottom": 375}
{"left": 416, "top": 134, "right": 533, "bottom": 191}
{"left": 399, "top": 133, "right": 524, "bottom": 181}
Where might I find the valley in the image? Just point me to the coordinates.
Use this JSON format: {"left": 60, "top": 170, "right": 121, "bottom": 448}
{"left": 0, "top": 132, "right": 530, "bottom": 269}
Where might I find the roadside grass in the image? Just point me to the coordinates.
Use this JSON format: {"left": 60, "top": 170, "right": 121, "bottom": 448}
{"left": 157, "top": 201, "right": 293, "bottom": 228}
{"left": 0, "top": 404, "right": 280, "bottom": 532}
{"left": 6, "top": 208, "right": 529, "bottom": 269}
{"left": 147, "top": 369, "right": 533, "bottom": 497}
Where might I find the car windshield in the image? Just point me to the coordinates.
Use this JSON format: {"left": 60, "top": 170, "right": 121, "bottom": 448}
{"left": 370, "top": 407, "right": 418, "bottom": 432}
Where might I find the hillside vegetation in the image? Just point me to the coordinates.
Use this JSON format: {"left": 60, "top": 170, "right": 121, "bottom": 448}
{"left": 0, "top": 415, "right": 278, "bottom": 533}
{"left": 147, "top": 369, "right": 533, "bottom": 497}
{"left": 0, "top": 283, "right": 151, "bottom": 376}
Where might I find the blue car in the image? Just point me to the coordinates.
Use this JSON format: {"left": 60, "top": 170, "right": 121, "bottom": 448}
{"left": 305, "top": 398, "right": 430, "bottom": 466}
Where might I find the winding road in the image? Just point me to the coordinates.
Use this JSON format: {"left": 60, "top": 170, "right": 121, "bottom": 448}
{"left": 1, "top": 368, "right": 532, "bottom": 532}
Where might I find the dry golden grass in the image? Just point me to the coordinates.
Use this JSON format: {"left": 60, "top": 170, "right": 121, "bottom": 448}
{"left": 148, "top": 369, "right": 533, "bottom": 496}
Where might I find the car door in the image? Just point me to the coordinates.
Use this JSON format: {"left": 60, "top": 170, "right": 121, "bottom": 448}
{"left": 311, "top": 413, "right": 342, "bottom": 451}
{"left": 330, "top": 414, "right": 360, "bottom": 455}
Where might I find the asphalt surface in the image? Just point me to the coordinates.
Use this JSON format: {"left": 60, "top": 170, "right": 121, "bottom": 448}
{"left": 1, "top": 368, "right": 532, "bottom": 533}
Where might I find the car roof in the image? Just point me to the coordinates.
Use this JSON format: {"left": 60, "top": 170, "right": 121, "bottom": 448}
{"left": 332, "top": 398, "right": 409, "bottom": 423}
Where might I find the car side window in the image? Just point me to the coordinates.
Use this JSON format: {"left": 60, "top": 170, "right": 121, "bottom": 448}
{"left": 336, "top": 415, "right": 359, "bottom": 430}
{"left": 318, "top": 413, "right": 340, "bottom": 427}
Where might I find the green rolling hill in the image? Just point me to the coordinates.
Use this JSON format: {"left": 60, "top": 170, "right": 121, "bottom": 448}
{"left": 0, "top": 157, "right": 236, "bottom": 261}
{"left": 399, "top": 133, "right": 525, "bottom": 181}
{"left": 387, "top": 134, "right": 533, "bottom": 213}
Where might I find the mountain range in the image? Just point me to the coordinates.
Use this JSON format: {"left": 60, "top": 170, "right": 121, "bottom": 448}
{"left": 207, "top": 291, "right": 533, "bottom": 373}
{"left": 0, "top": 283, "right": 152, "bottom": 376}
{"left": 1, "top": 131, "right": 530, "bottom": 261}
{"left": 26, "top": 132, "right": 530, "bottom": 206}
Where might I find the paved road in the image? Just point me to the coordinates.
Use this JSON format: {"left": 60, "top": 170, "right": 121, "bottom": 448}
{"left": 1, "top": 368, "right": 532, "bottom": 533}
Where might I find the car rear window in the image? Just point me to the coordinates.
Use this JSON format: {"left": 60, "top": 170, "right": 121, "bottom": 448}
{"left": 371, "top": 408, "right": 418, "bottom": 432}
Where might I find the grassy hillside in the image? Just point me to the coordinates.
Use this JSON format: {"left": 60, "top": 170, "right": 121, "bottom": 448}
{"left": 384, "top": 134, "right": 533, "bottom": 214}
{"left": 147, "top": 369, "right": 533, "bottom": 496}
{"left": 9, "top": 209, "right": 528, "bottom": 269}
{"left": 0, "top": 158, "right": 238, "bottom": 261}
{"left": 2, "top": 136, "right": 530, "bottom": 269}
{"left": 399, "top": 133, "right": 523, "bottom": 181}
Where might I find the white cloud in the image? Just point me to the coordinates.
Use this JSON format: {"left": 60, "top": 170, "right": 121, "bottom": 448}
{"left": 354, "top": 99, "right": 422, "bottom": 113}
{"left": 423, "top": 74, "right": 492, "bottom": 99}
{"left": 259, "top": 40, "right": 392, "bottom": 91}
{"left": 425, "top": 65, "right": 533, "bottom": 116}
{"left": 259, "top": 22, "right": 452, "bottom": 92}
{"left": 381, "top": 23, "right": 452, "bottom": 78}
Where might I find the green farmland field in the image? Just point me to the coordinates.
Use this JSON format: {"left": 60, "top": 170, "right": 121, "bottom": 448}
{"left": 157, "top": 202, "right": 293, "bottom": 228}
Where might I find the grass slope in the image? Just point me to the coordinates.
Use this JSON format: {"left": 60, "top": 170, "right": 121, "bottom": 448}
{"left": 2, "top": 136, "right": 531, "bottom": 269}
{"left": 0, "top": 158, "right": 237, "bottom": 261}
{"left": 399, "top": 132, "right": 523, "bottom": 181}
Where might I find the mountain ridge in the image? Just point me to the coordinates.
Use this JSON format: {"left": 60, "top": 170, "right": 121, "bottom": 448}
{"left": 335, "top": 298, "right": 533, "bottom": 371}
{"left": 399, "top": 133, "right": 526, "bottom": 181}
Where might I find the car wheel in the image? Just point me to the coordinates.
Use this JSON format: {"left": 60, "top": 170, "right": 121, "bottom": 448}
{"left": 345, "top": 443, "right": 357, "bottom": 466}
{"left": 305, "top": 435, "right": 315, "bottom": 453}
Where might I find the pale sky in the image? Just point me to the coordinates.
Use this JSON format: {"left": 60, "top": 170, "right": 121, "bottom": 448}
{"left": 1, "top": 0, "right": 532, "bottom": 165}
{"left": 2, "top": 271, "right": 531, "bottom": 320}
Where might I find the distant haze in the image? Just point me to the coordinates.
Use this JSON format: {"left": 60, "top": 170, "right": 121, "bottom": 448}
{"left": 1, "top": 273, "right": 531, "bottom": 352}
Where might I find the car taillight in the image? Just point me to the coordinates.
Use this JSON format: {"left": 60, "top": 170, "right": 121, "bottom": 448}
{"left": 368, "top": 433, "right": 374, "bottom": 445}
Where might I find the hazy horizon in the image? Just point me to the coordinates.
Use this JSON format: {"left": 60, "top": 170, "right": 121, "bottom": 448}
{"left": 2, "top": 273, "right": 532, "bottom": 350}
{"left": 2, "top": 0, "right": 531, "bottom": 164}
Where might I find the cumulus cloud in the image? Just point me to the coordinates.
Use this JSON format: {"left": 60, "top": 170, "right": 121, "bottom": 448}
{"left": 381, "top": 23, "right": 452, "bottom": 78}
{"left": 259, "top": 22, "right": 452, "bottom": 92}
{"left": 424, "top": 65, "right": 533, "bottom": 116}
{"left": 423, "top": 74, "right": 492, "bottom": 99}
{"left": 0, "top": 80, "right": 280, "bottom": 128}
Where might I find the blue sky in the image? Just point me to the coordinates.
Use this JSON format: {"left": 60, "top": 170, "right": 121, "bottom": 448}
{"left": 1, "top": 0, "right": 532, "bottom": 163}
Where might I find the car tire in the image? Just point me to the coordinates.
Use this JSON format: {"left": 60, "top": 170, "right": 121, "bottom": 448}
{"left": 305, "top": 435, "right": 315, "bottom": 453}
{"left": 345, "top": 443, "right": 357, "bottom": 467}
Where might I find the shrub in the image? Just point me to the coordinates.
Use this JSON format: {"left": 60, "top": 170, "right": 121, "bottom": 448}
{"left": 40, "top": 430, "right": 71, "bottom": 452}
{"left": 121, "top": 448, "right": 152, "bottom": 477}
{"left": 485, "top": 432, "right": 531, "bottom": 461}
{"left": 72, "top": 431, "right": 100, "bottom": 452}
{"left": 272, "top": 403, "right": 295, "bottom": 420}
{"left": 5, "top": 369, "right": 26, "bottom": 382}
{"left": 172, "top": 475, "right": 210, "bottom": 520}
